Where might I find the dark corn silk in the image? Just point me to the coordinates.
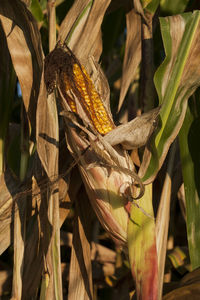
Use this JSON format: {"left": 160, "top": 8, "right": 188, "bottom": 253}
{"left": 44, "top": 42, "right": 115, "bottom": 135}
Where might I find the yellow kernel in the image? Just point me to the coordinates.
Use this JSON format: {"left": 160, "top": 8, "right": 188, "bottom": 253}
{"left": 60, "top": 62, "right": 115, "bottom": 135}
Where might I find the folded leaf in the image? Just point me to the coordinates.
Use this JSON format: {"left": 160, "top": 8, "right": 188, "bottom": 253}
{"left": 103, "top": 107, "right": 160, "bottom": 149}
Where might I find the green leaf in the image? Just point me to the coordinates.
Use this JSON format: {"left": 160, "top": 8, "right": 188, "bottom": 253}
{"left": 179, "top": 104, "right": 200, "bottom": 269}
{"left": 140, "top": 11, "right": 200, "bottom": 183}
{"left": 30, "top": 0, "right": 44, "bottom": 22}
{"left": 141, "top": 0, "right": 160, "bottom": 13}
{"left": 160, "top": 0, "right": 190, "bottom": 15}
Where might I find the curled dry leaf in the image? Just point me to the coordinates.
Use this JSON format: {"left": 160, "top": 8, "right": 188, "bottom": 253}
{"left": 103, "top": 106, "right": 160, "bottom": 149}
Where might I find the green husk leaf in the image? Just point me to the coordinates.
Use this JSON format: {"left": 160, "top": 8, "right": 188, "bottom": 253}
{"left": 128, "top": 184, "right": 158, "bottom": 300}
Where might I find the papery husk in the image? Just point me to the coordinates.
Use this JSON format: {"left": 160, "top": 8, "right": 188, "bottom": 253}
{"left": 64, "top": 123, "right": 131, "bottom": 246}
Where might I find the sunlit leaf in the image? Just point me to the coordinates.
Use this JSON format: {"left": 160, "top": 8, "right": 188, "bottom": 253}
{"left": 0, "top": 0, "right": 43, "bottom": 133}
{"left": 140, "top": 11, "right": 200, "bottom": 183}
{"left": 59, "top": 0, "right": 111, "bottom": 63}
{"left": 118, "top": 6, "right": 141, "bottom": 111}
{"left": 160, "top": 0, "right": 190, "bottom": 15}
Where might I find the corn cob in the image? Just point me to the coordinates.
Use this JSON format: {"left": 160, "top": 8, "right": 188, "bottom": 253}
{"left": 60, "top": 62, "right": 115, "bottom": 135}
{"left": 44, "top": 43, "right": 114, "bottom": 135}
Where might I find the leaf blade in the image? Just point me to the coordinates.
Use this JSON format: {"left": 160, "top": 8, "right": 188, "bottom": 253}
{"left": 140, "top": 11, "right": 200, "bottom": 183}
{"left": 179, "top": 105, "right": 200, "bottom": 269}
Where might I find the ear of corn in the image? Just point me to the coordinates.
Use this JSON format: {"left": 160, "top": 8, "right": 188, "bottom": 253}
{"left": 60, "top": 62, "right": 115, "bottom": 135}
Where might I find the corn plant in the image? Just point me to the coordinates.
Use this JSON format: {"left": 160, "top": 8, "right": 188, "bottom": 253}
{"left": 0, "top": 0, "right": 200, "bottom": 300}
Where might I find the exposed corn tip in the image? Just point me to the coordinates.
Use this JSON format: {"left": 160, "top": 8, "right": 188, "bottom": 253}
{"left": 62, "top": 63, "right": 114, "bottom": 135}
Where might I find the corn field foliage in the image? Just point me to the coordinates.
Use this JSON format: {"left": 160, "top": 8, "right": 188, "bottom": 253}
{"left": 0, "top": 0, "right": 200, "bottom": 299}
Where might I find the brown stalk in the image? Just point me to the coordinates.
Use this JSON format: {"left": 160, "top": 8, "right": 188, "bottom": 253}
{"left": 47, "top": 0, "right": 56, "bottom": 52}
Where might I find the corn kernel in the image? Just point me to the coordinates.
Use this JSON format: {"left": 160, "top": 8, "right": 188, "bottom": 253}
{"left": 60, "top": 62, "right": 115, "bottom": 135}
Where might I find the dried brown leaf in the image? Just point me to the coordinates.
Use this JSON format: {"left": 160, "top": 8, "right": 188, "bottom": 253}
{"left": 89, "top": 29, "right": 102, "bottom": 62}
{"left": 47, "top": 0, "right": 57, "bottom": 52}
{"left": 0, "top": 0, "right": 43, "bottom": 132}
{"left": 103, "top": 107, "right": 160, "bottom": 149}
{"left": 73, "top": 0, "right": 111, "bottom": 63}
{"left": 36, "top": 60, "right": 61, "bottom": 298}
{"left": 68, "top": 194, "right": 93, "bottom": 300}
{"left": 0, "top": 270, "right": 12, "bottom": 296}
{"left": 0, "top": 170, "right": 21, "bottom": 255}
{"left": 12, "top": 201, "right": 26, "bottom": 299}
{"left": 59, "top": 0, "right": 111, "bottom": 64}
{"left": 37, "top": 87, "right": 61, "bottom": 299}
{"left": 156, "top": 142, "right": 176, "bottom": 300}
{"left": 118, "top": 7, "right": 141, "bottom": 111}
{"left": 59, "top": 0, "right": 92, "bottom": 46}
{"left": 22, "top": 179, "right": 50, "bottom": 299}
{"left": 21, "top": 153, "right": 71, "bottom": 298}
{"left": 163, "top": 268, "right": 200, "bottom": 300}
{"left": 36, "top": 82, "right": 59, "bottom": 179}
